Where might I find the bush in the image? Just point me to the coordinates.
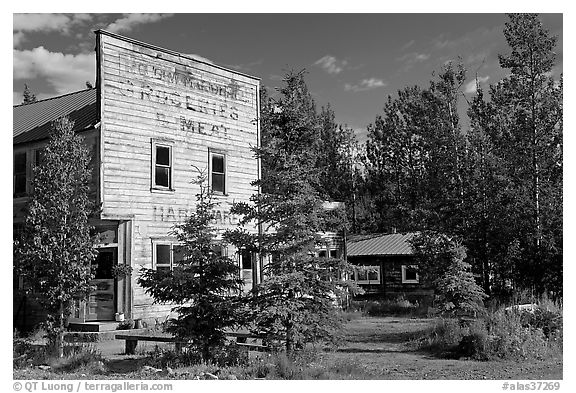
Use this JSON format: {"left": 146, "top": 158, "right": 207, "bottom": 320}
{"left": 353, "top": 296, "right": 422, "bottom": 316}
{"left": 50, "top": 345, "right": 104, "bottom": 373}
{"left": 418, "top": 298, "right": 563, "bottom": 361}
{"left": 418, "top": 318, "right": 464, "bottom": 355}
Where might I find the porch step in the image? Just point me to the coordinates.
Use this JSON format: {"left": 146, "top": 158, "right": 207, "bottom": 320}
{"left": 68, "top": 321, "right": 122, "bottom": 332}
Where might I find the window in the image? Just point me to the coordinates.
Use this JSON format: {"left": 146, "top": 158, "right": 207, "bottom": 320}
{"left": 14, "top": 151, "right": 27, "bottom": 197}
{"left": 209, "top": 151, "right": 226, "bottom": 194}
{"left": 153, "top": 242, "right": 185, "bottom": 271}
{"left": 329, "top": 249, "right": 338, "bottom": 259}
{"left": 240, "top": 249, "right": 252, "bottom": 270}
{"left": 318, "top": 250, "right": 327, "bottom": 258}
{"left": 355, "top": 265, "right": 380, "bottom": 284}
{"left": 401, "top": 265, "right": 419, "bottom": 284}
{"left": 152, "top": 141, "right": 173, "bottom": 190}
{"left": 34, "top": 149, "right": 44, "bottom": 167}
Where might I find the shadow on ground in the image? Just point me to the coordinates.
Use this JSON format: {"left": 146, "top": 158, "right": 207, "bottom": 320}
{"left": 105, "top": 357, "right": 148, "bottom": 373}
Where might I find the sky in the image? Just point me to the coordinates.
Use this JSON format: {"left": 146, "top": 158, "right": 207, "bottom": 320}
{"left": 11, "top": 11, "right": 564, "bottom": 143}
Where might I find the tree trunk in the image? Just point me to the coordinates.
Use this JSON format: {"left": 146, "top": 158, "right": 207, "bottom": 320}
{"left": 58, "top": 301, "right": 65, "bottom": 358}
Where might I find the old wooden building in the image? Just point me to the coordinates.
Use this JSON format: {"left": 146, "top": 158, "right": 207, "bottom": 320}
{"left": 13, "top": 30, "right": 261, "bottom": 330}
{"left": 347, "top": 232, "right": 433, "bottom": 302}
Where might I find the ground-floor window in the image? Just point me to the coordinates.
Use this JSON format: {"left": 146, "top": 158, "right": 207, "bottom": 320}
{"left": 355, "top": 265, "right": 381, "bottom": 284}
{"left": 401, "top": 265, "right": 419, "bottom": 284}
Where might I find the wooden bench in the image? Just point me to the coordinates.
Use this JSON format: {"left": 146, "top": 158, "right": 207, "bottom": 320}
{"left": 116, "top": 332, "right": 269, "bottom": 355}
{"left": 115, "top": 334, "right": 187, "bottom": 355}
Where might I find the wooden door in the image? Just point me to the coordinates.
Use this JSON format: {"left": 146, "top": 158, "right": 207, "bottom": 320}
{"left": 86, "top": 248, "right": 116, "bottom": 321}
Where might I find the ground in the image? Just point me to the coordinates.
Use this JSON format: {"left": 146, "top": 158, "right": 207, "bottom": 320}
{"left": 13, "top": 316, "right": 562, "bottom": 380}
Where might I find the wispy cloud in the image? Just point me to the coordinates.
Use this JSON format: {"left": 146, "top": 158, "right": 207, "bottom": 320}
{"left": 464, "top": 76, "right": 490, "bottom": 94}
{"left": 314, "top": 55, "right": 348, "bottom": 75}
{"left": 105, "top": 13, "right": 174, "bottom": 34}
{"left": 344, "top": 78, "right": 387, "bottom": 93}
{"left": 13, "top": 46, "right": 95, "bottom": 95}
{"left": 401, "top": 40, "right": 415, "bottom": 50}
{"left": 397, "top": 52, "right": 431, "bottom": 64}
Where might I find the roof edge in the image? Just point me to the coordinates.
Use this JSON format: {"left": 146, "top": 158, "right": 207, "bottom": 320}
{"left": 13, "top": 88, "right": 96, "bottom": 109}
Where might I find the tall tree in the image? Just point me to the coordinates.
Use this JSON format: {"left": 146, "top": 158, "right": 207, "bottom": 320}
{"left": 15, "top": 117, "right": 95, "bottom": 357}
{"left": 138, "top": 170, "right": 245, "bottom": 362}
{"left": 22, "top": 83, "right": 37, "bottom": 105}
{"left": 225, "top": 71, "right": 358, "bottom": 353}
{"left": 468, "top": 13, "right": 562, "bottom": 296}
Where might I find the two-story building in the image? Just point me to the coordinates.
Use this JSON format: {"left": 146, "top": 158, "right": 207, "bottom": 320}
{"left": 13, "top": 30, "right": 261, "bottom": 331}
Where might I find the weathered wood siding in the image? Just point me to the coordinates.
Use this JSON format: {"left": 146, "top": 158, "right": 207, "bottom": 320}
{"left": 97, "top": 31, "right": 260, "bottom": 319}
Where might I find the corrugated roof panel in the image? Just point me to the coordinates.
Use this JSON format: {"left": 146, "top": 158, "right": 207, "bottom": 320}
{"left": 13, "top": 89, "right": 98, "bottom": 144}
{"left": 347, "top": 232, "right": 417, "bottom": 257}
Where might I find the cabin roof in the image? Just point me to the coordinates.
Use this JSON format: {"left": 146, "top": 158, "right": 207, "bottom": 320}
{"left": 347, "top": 232, "right": 417, "bottom": 257}
{"left": 13, "top": 88, "right": 98, "bottom": 145}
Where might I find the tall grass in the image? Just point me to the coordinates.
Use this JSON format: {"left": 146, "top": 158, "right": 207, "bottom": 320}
{"left": 418, "top": 296, "right": 562, "bottom": 360}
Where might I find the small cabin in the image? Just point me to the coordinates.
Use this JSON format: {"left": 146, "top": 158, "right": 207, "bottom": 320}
{"left": 347, "top": 232, "right": 433, "bottom": 303}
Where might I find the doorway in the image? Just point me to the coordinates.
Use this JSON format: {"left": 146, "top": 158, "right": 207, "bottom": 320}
{"left": 86, "top": 247, "right": 116, "bottom": 321}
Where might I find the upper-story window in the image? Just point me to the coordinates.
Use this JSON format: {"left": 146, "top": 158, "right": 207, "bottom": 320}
{"left": 152, "top": 140, "right": 173, "bottom": 190}
{"left": 209, "top": 151, "right": 226, "bottom": 194}
{"left": 14, "top": 151, "right": 27, "bottom": 197}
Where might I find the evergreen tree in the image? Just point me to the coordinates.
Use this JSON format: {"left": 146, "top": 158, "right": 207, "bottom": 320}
{"left": 225, "top": 71, "right": 359, "bottom": 354}
{"left": 138, "top": 170, "right": 245, "bottom": 362}
{"left": 467, "top": 13, "right": 562, "bottom": 296}
{"left": 22, "top": 83, "right": 37, "bottom": 105}
{"left": 15, "top": 117, "right": 95, "bottom": 357}
{"left": 411, "top": 231, "right": 487, "bottom": 316}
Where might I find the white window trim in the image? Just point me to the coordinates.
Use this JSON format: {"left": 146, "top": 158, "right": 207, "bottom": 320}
{"left": 355, "top": 265, "right": 381, "bottom": 285}
{"left": 152, "top": 240, "right": 181, "bottom": 271}
{"left": 401, "top": 265, "right": 420, "bottom": 284}
{"left": 208, "top": 149, "right": 227, "bottom": 195}
{"left": 151, "top": 139, "right": 174, "bottom": 191}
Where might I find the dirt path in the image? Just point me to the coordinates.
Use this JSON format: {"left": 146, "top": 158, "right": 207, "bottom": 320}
{"left": 326, "top": 317, "right": 562, "bottom": 380}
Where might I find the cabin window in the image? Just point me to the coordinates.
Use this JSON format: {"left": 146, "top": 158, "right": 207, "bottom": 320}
{"left": 355, "top": 265, "right": 380, "bottom": 284}
{"left": 401, "top": 265, "right": 419, "bottom": 284}
{"left": 152, "top": 141, "right": 173, "bottom": 190}
{"left": 153, "top": 242, "right": 185, "bottom": 271}
{"left": 209, "top": 151, "right": 226, "bottom": 194}
{"left": 14, "top": 151, "right": 27, "bottom": 197}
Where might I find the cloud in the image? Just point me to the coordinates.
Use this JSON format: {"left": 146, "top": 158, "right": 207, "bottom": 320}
{"left": 105, "top": 13, "right": 174, "bottom": 34}
{"left": 464, "top": 76, "right": 490, "bottom": 94}
{"left": 13, "top": 14, "right": 72, "bottom": 33}
{"left": 344, "top": 78, "right": 387, "bottom": 92}
{"left": 314, "top": 55, "right": 348, "bottom": 75}
{"left": 397, "top": 52, "right": 431, "bottom": 64}
{"left": 401, "top": 40, "right": 415, "bottom": 50}
{"left": 13, "top": 46, "right": 95, "bottom": 95}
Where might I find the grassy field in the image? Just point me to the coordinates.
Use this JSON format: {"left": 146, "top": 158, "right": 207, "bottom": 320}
{"left": 13, "top": 316, "right": 562, "bottom": 380}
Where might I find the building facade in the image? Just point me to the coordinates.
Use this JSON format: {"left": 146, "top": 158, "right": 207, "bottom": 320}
{"left": 14, "top": 30, "right": 261, "bottom": 329}
{"left": 347, "top": 232, "right": 433, "bottom": 303}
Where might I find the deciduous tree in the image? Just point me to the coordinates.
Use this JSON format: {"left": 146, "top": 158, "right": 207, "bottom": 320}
{"left": 15, "top": 117, "right": 95, "bottom": 357}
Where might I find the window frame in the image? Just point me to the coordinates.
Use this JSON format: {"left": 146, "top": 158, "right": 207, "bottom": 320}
{"left": 151, "top": 139, "right": 174, "bottom": 191}
{"left": 152, "top": 241, "right": 184, "bottom": 271}
{"left": 208, "top": 149, "right": 227, "bottom": 195}
{"left": 355, "top": 265, "right": 381, "bottom": 285}
{"left": 13, "top": 151, "right": 28, "bottom": 198}
{"left": 401, "top": 265, "right": 420, "bottom": 284}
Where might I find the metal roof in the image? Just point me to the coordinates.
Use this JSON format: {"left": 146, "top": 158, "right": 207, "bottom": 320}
{"left": 13, "top": 88, "right": 98, "bottom": 145}
{"left": 347, "top": 232, "right": 417, "bottom": 257}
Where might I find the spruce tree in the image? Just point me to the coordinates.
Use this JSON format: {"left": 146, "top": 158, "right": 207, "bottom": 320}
{"left": 138, "top": 170, "right": 245, "bottom": 362}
